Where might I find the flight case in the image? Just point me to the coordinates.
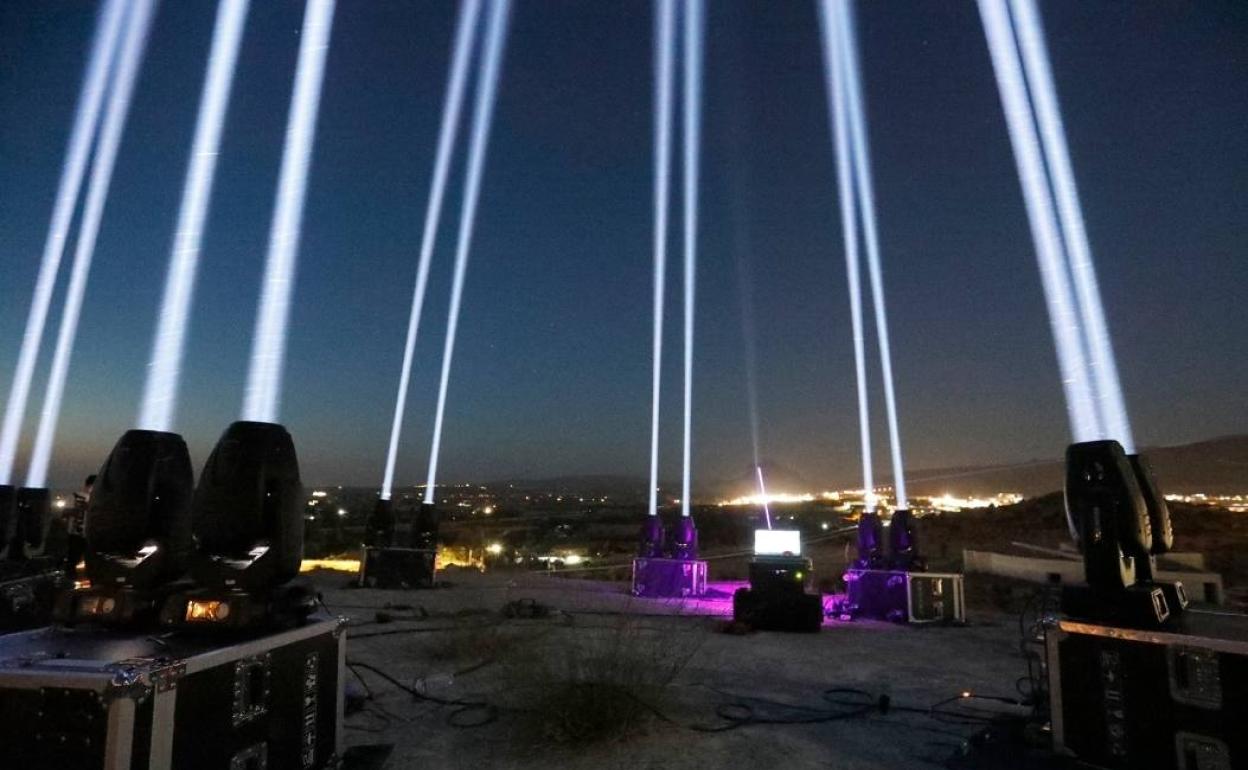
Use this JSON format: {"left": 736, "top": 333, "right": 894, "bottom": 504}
{"left": 0, "top": 614, "right": 344, "bottom": 769}
{"left": 1047, "top": 612, "right": 1248, "bottom": 769}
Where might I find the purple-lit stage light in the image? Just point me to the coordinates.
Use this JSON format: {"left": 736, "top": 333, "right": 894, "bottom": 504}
{"left": 886, "top": 508, "right": 923, "bottom": 571}
{"left": 424, "top": 0, "right": 512, "bottom": 506}
{"left": 379, "top": 0, "right": 483, "bottom": 503}
{"left": 138, "top": 0, "right": 251, "bottom": 433}
{"left": 638, "top": 515, "right": 665, "bottom": 558}
{"left": 853, "top": 511, "right": 885, "bottom": 569}
{"left": 242, "top": 0, "right": 336, "bottom": 424}
{"left": 977, "top": 0, "right": 1101, "bottom": 442}
{"left": 647, "top": 0, "right": 676, "bottom": 521}
{"left": 25, "top": 0, "right": 159, "bottom": 490}
{"left": 1008, "top": 0, "right": 1135, "bottom": 453}
{"left": 670, "top": 514, "right": 698, "bottom": 560}
{"left": 0, "top": 0, "right": 126, "bottom": 486}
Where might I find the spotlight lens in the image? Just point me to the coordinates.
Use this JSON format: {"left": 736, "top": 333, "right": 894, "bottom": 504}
{"left": 185, "top": 600, "right": 230, "bottom": 622}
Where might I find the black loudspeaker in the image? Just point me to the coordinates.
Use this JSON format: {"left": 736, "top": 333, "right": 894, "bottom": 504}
{"left": 0, "top": 485, "right": 15, "bottom": 556}
{"left": 365, "top": 498, "right": 394, "bottom": 547}
{"left": 85, "top": 430, "right": 194, "bottom": 588}
{"left": 190, "top": 422, "right": 303, "bottom": 592}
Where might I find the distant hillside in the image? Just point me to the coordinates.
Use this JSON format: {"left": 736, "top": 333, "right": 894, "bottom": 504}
{"left": 900, "top": 435, "right": 1248, "bottom": 497}
{"left": 484, "top": 475, "right": 649, "bottom": 501}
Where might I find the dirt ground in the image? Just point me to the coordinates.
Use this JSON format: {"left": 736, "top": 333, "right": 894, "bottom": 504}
{"left": 323, "top": 569, "right": 1041, "bottom": 770}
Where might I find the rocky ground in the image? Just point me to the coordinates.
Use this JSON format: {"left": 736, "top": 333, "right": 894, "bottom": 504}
{"left": 323, "top": 569, "right": 1049, "bottom": 770}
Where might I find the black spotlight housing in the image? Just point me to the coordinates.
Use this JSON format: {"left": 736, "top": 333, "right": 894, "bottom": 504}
{"left": 365, "top": 497, "right": 395, "bottom": 547}
{"left": 1063, "top": 440, "right": 1184, "bottom": 627}
{"left": 0, "top": 484, "right": 14, "bottom": 557}
{"left": 638, "top": 515, "right": 665, "bottom": 558}
{"left": 15, "top": 487, "right": 50, "bottom": 553}
{"left": 887, "top": 509, "right": 924, "bottom": 571}
{"left": 670, "top": 516, "right": 698, "bottom": 560}
{"left": 190, "top": 421, "right": 303, "bottom": 593}
{"left": 410, "top": 501, "right": 438, "bottom": 550}
{"left": 854, "top": 511, "right": 886, "bottom": 569}
{"left": 84, "top": 430, "right": 194, "bottom": 588}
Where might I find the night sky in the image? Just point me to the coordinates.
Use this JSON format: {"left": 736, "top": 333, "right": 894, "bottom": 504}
{"left": 1, "top": 1, "right": 1245, "bottom": 490}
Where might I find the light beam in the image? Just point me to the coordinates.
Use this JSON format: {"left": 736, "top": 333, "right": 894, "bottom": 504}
{"left": 755, "top": 464, "right": 772, "bottom": 530}
{"left": 0, "top": 0, "right": 126, "bottom": 485}
{"left": 832, "top": 0, "right": 909, "bottom": 508}
{"left": 424, "top": 0, "right": 513, "bottom": 504}
{"left": 679, "top": 0, "right": 704, "bottom": 519}
{"left": 379, "top": 0, "right": 483, "bottom": 502}
{"left": 25, "top": 0, "right": 158, "bottom": 488}
{"left": 138, "top": 0, "right": 250, "bottom": 432}
{"left": 242, "top": 0, "right": 336, "bottom": 424}
{"left": 647, "top": 0, "right": 676, "bottom": 518}
{"left": 1008, "top": 0, "right": 1134, "bottom": 452}
{"left": 977, "top": 0, "right": 1101, "bottom": 442}
{"left": 817, "top": 0, "right": 874, "bottom": 512}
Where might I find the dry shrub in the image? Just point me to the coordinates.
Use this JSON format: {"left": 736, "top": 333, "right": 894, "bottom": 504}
{"left": 502, "top": 612, "right": 702, "bottom": 745}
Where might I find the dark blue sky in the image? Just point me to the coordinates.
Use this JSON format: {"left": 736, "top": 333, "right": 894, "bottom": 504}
{"left": 1, "top": 1, "right": 1245, "bottom": 490}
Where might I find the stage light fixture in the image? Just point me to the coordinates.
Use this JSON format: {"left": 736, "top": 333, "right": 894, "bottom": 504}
{"left": 83, "top": 429, "right": 194, "bottom": 588}
{"left": 189, "top": 421, "right": 303, "bottom": 592}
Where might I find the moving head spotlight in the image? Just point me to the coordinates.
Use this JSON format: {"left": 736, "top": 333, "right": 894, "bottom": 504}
{"left": 1063, "top": 440, "right": 1185, "bottom": 627}
{"left": 1, "top": 487, "right": 50, "bottom": 562}
{"left": 410, "top": 501, "right": 438, "bottom": 550}
{"left": 670, "top": 516, "right": 698, "bottom": 560}
{"left": 887, "top": 509, "right": 924, "bottom": 571}
{"left": 84, "top": 431, "right": 193, "bottom": 587}
{"left": 0, "top": 485, "right": 14, "bottom": 558}
{"left": 189, "top": 421, "right": 303, "bottom": 593}
{"left": 638, "top": 516, "right": 664, "bottom": 558}
{"left": 854, "top": 511, "right": 885, "bottom": 569}
{"left": 53, "top": 431, "right": 193, "bottom": 627}
{"left": 365, "top": 497, "right": 395, "bottom": 547}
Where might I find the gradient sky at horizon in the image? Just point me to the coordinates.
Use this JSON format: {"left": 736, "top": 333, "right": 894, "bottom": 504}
{"left": 1, "top": 1, "right": 1245, "bottom": 490}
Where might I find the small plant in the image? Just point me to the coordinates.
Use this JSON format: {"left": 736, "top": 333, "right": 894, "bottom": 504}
{"left": 503, "top": 611, "right": 702, "bottom": 745}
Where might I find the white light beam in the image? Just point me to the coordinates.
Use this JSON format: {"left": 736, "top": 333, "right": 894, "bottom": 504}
{"left": 1009, "top": 0, "right": 1134, "bottom": 452}
{"left": 833, "top": 0, "right": 909, "bottom": 508}
{"left": 680, "top": 0, "right": 704, "bottom": 519}
{"left": 242, "top": 0, "right": 336, "bottom": 424}
{"left": 424, "top": 0, "right": 513, "bottom": 504}
{"left": 379, "top": 0, "right": 483, "bottom": 501}
{"left": 817, "top": 0, "right": 875, "bottom": 512}
{"left": 26, "top": 0, "right": 159, "bottom": 488}
{"left": 647, "top": 0, "right": 676, "bottom": 518}
{"left": 0, "top": 0, "right": 126, "bottom": 485}
{"left": 977, "top": 0, "right": 1101, "bottom": 442}
{"left": 138, "top": 0, "right": 250, "bottom": 433}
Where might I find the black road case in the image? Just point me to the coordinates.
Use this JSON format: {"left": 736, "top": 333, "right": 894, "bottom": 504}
{"left": 1047, "top": 612, "right": 1248, "bottom": 769}
{"left": 842, "top": 568, "right": 966, "bottom": 624}
{"left": 0, "top": 614, "right": 344, "bottom": 769}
